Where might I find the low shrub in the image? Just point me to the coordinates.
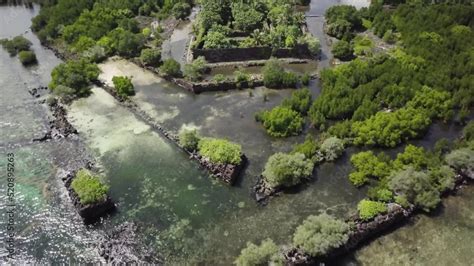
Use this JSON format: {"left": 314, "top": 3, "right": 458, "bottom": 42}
{"left": 159, "top": 59, "right": 181, "bottom": 77}
{"left": 0, "top": 35, "right": 32, "bottom": 55}
{"left": 357, "top": 199, "right": 387, "bottom": 221}
{"left": 140, "top": 48, "right": 161, "bottom": 66}
{"left": 234, "top": 239, "right": 282, "bottom": 266}
{"left": 262, "top": 59, "right": 298, "bottom": 88}
{"left": 112, "top": 76, "right": 134, "bottom": 97}
{"left": 388, "top": 167, "right": 441, "bottom": 212}
{"left": 301, "top": 72, "right": 311, "bottom": 85}
{"left": 282, "top": 88, "right": 312, "bottom": 114}
{"left": 445, "top": 148, "right": 474, "bottom": 172}
{"left": 198, "top": 138, "right": 242, "bottom": 165}
{"left": 184, "top": 56, "right": 208, "bottom": 81}
{"left": 179, "top": 129, "right": 201, "bottom": 151}
{"left": 18, "top": 50, "right": 37, "bottom": 65}
{"left": 71, "top": 169, "right": 109, "bottom": 205}
{"left": 292, "top": 135, "right": 320, "bottom": 160}
{"left": 212, "top": 74, "right": 227, "bottom": 83}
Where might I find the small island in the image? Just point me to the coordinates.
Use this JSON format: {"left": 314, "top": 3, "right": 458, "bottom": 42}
{"left": 179, "top": 129, "right": 246, "bottom": 185}
{"left": 0, "top": 35, "right": 37, "bottom": 66}
{"left": 62, "top": 168, "right": 115, "bottom": 224}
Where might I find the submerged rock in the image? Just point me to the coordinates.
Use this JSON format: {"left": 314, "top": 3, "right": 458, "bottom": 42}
{"left": 98, "top": 222, "right": 161, "bottom": 264}
{"left": 253, "top": 176, "right": 281, "bottom": 205}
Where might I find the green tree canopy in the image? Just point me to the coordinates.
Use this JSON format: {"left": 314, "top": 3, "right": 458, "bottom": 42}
{"left": 49, "top": 59, "right": 100, "bottom": 97}
{"left": 349, "top": 151, "right": 391, "bottom": 187}
{"left": 293, "top": 213, "right": 350, "bottom": 257}
{"left": 234, "top": 239, "right": 281, "bottom": 266}
{"left": 388, "top": 167, "right": 440, "bottom": 212}
{"left": 257, "top": 106, "right": 304, "bottom": 138}
{"left": 320, "top": 137, "right": 345, "bottom": 161}
{"left": 262, "top": 152, "right": 314, "bottom": 188}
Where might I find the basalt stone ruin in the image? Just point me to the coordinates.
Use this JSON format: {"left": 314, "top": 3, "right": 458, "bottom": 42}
{"left": 191, "top": 153, "right": 247, "bottom": 185}
{"left": 33, "top": 98, "right": 78, "bottom": 142}
{"left": 58, "top": 168, "right": 115, "bottom": 224}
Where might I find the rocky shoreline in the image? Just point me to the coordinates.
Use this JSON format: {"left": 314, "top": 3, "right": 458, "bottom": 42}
{"left": 284, "top": 172, "right": 473, "bottom": 265}
{"left": 26, "top": 86, "right": 79, "bottom": 142}
{"left": 253, "top": 176, "right": 284, "bottom": 205}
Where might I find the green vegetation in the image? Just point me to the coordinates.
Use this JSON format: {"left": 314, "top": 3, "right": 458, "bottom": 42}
{"left": 331, "top": 40, "right": 353, "bottom": 60}
{"left": 198, "top": 138, "right": 242, "bottom": 165}
{"left": 184, "top": 56, "right": 208, "bottom": 81}
{"left": 32, "top": 0, "right": 192, "bottom": 45}
{"left": 262, "top": 59, "right": 298, "bottom": 89}
{"left": 0, "top": 35, "right": 32, "bottom": 56}
{"left": 389, "top": 167, "right": 440, "bottom": 212}
{"left": 194, "top": 0, "right": 316, "bottom": 51}
{"left": 282, "top": 88, "right": 312, "bottom": 114}
{"left": 233, "top": 69, "right": 250, "bottom": 87}
{"left": 71, "top": 169, "right": 109, "bottom": 205}
{"left": 308, "top": 2, "right": 473, "bottom": 146}
{"left": 349, "top": 151, "right": 390, "bottom": 187}
{"left": 347, "top": 138, "right": 471, "bottom": 213}
{"left": 325, "top": 5, "right": 362, "bottom": 40}
{"left": 357, "top": 199, "right": 387, "bottom": 221}
{"left": 49, "top": 59, "right": 100, "bottom": 98}
{"left": 1, "top": 36, "right": 38, "bottom": 66}
{"left": 445, "top": 148, "right": 474, "bottom": 173}
{"left": 18, "top": 51, "right": 37, "bottom": 66}
{"left": 291, "top": 135, "right": 345, "bottom": 163}
{"left": 262, "top": 152, "right": 313, "bottom": 188}
{"left": 140, "top": 48, "right": 161, "bottom": 66}
{"left": 178, "top": 129, "right": 201, "bottom": 151}
{"left": 255, "top": 87, "right": 313, "bottom": 138}
{"left": 351, "top": 107, "right": 431, "bottom": 147}
{"left": 256, "top": 106, "right": 304, "bottom": 138}
{"left": 172, "top": 2, "right": 192, "bottom": 20}
{"left": 352, "top": 35, "right": 373, "bottom": 56}
{"left": 212, "top": 74, "right": 227, "bottom": 83}
{"left": 319, "top": 137, "right": 344, "bottom": 161}
{"left": 234, "top": 239, "right": 282, "bottom": 266}
{"left": 293, "top": 214, "right": 349, "bottom": 257}
{"left": 112, "top": 76, "right": 134, "bottom": 97}
{"left": 159, "top": 59, "right": 182, "bottom": 77}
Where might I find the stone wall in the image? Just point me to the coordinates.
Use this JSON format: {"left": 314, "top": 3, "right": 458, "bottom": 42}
{"left": 174, "top": 78, "right": 265, "bottom": 94}
{"left": 192, "top": 44, "right": 314, "bottom": 63}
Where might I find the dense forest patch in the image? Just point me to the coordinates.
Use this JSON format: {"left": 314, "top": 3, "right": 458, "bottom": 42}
{"left": 193, "top": 0, "right": 318, "bottom": 53}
